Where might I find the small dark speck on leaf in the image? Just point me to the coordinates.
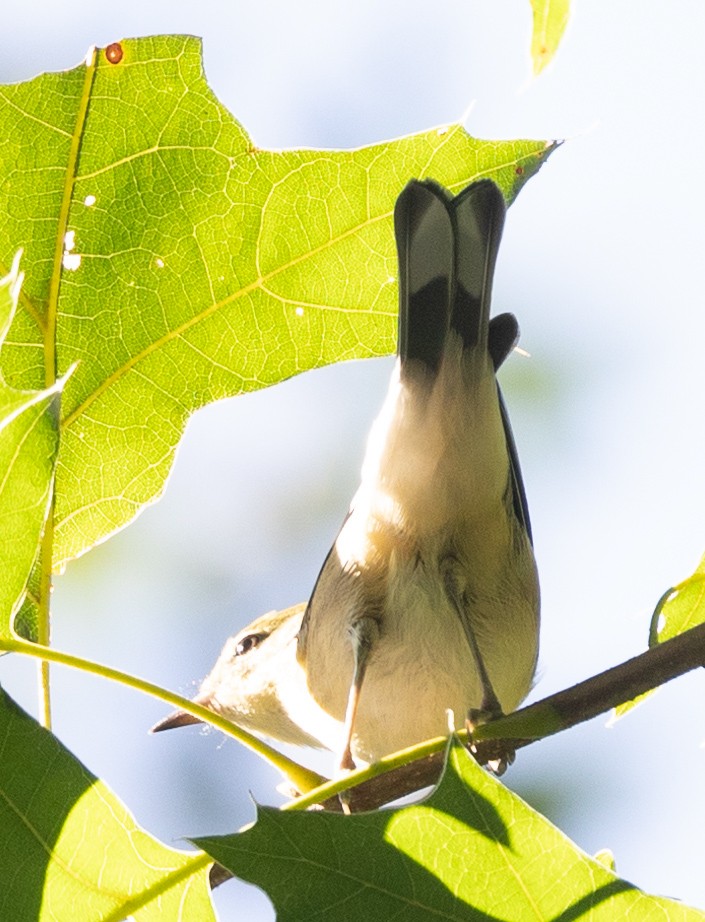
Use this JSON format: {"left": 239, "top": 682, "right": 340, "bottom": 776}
{"left": 105, "top": 43, "right": 124, "bottom": 65}
{"left": 515, "top": 166, "right": 524, "bottom": 175}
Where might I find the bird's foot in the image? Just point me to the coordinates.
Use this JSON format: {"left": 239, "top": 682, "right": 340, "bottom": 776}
{"left": 466, "top": 707, "right": 515, "bottom": 776}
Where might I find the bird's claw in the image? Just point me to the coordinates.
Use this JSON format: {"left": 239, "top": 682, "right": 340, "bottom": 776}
{"left": 465, "top": 708, "right": 516, "bottom": 776}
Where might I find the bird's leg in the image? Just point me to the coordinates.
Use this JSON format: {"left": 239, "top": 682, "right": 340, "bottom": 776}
{"left": 442, "top": 558, "right": 503, "bottom": 718}
{"left": 442, "top": 559, "right": 514, "bottom": 774}
{"left": 336, "top": 616, "right": 379, "bottom": 814}
{"left": 340, "top": 615, "right": 379, "bottom": 773}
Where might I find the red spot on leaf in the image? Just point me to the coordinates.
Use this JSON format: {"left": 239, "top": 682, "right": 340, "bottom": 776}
{"left": 105, "top": 43, "right": 124, "bottom": 64}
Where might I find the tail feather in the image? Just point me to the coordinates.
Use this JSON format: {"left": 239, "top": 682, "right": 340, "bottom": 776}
{"left": 394, "top": 179, "right": 507, "bottom": 373}
{"left": 451, "top": 180, "right": 506, "bottom": 352}
{"left": 393, "top": 179, "right": 532, "bottom": 542}
{"left": 394, "top": 181, "right": 454, "bottom": 373}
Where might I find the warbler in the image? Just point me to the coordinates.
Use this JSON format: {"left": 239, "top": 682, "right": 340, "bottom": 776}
{"left": 153, "top": 179, "right": 540, "bottom": 772}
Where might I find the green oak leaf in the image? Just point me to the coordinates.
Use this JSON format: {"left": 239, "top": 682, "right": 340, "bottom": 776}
{"left": 0, "top": 34, "right": 557, "bottom": 567}
{"left": 196, "top": 740, "right": 705, "bottom": 921}
{"left": 652, "top": 552, "right": 705, "bottom": 643}
{"left": 530, "top": 0, "right": 570, "bottom": 74}
{"left": 9, "top": 559, "right": 41, "bottom": 642}
{"left": 0, "top": 687, "right": 215, "bottom": 921}
{"left": 0, "top": 254, "right": 61, "bottom": 638}
{"left": 614, "top": 552, "right": 705, "bottom": 718}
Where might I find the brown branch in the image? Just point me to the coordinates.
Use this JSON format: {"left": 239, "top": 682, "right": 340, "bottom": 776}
{"left": 472, "top": 619, "right": 705, "bottom": 754}
{"left": 331, "top": 620, "right": 705, "bottom": 811}
{"left": 209, "top": 621, "right": 705, "bottom": 888}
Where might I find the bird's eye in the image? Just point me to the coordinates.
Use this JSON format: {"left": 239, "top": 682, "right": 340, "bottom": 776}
{"left": 234, "top": 632, "right": 268, "bottom": 656}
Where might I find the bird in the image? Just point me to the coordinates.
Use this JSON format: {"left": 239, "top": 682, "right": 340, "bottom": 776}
{"left": 152, "top": 178, "right": 540, "bottom": 774}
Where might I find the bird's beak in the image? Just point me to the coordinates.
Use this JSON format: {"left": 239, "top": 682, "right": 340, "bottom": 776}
{"left": 150, "top": 690, "right": 219, "bottom": 733}
{"left": 149, "top": 708, "right": 204, "bottom": 733}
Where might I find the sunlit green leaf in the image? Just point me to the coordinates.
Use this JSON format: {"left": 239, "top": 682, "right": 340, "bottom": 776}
{"left": 0, "top": 688, "right": 215, "bottom": 921}
{"left": 0, "top": 255, "right": 60, "bottom": 638}
{"left": 0, "top": 34, "right": 557, "bottom": 567}
{"left": 195, "top": 741, "right": 703, "bottom": 920}
{"left": 653, "top": 553, "right": 705, "bottom": 643}
{"left": 530, "top": 0, "right": 570, "bottom": 74}
{"left": 614, "top": 553, "right": 705, "bottom": 718}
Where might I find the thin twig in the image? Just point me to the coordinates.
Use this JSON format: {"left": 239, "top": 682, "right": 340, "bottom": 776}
{"left": 324, "top": 620, "right": 705, "bottom": 812}
{"left": 207, "top": 621, "right": 705, "bottom": 889}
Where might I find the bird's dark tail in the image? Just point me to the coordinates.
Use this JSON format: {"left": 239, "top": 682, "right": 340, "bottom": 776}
{"left": 393, "top": 178, "right": 531, "bottom": 542}
{"left": 452, "top": 180, "right": 506, "bottom": 353}
{"left": 393, "top": 179, "right": 506, "bottom": 374}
